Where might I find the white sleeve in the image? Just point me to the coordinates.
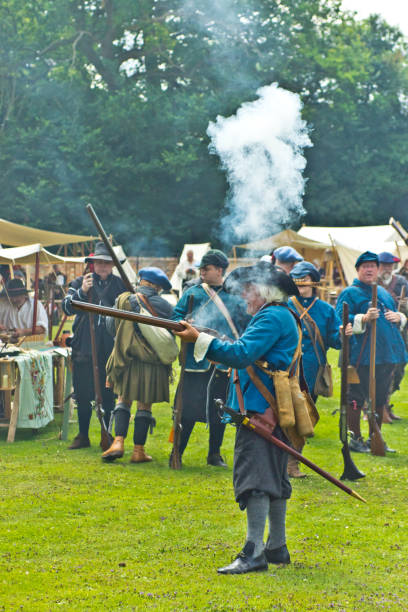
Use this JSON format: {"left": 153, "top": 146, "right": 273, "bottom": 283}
{"left": 352, "top": 314, "right": 366, "bottom": 334}
{"left": 194, "top": 332, "right": 215, "bottom": 362}
{"left": 399, "top": 312, "right": 407, "bottom": 329}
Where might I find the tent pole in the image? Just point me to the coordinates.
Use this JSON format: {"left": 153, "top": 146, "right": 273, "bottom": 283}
{"left": 329, "top": 234, "right": 346, "bottom": 287}
{"left": 9, "top": 264, "right": 14, "bottom": 279}
{"left": 31, "top": 252, "right": 40, "bottom": 335}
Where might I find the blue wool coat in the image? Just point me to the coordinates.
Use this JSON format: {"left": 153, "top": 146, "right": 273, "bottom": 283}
{"left": 335, "top": 279, "right": 407, "bottom": 366}
{"left": 202, "top": 303, "right": 299, "bottom": 414}
{"left": 172, "top": 283, "right": 250, "bottom": 372}
{"left": 288, "top": 296, "right": 341, "bottom": 394}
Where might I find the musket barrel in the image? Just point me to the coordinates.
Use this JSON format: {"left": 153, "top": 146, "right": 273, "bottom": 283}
{"left": 71, "top": 299, "right": 186, "bottom": 332}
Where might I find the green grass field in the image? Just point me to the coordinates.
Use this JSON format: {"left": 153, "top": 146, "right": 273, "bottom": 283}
{"left": 1, "top": 350, "right": 407, "bottom": 611}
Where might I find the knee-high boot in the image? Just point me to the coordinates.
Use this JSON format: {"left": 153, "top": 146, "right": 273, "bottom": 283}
{"left": 130, "top": 410, "right": 156, "bottom": 463}
{"left": 101, "top": 403, "right": 131, "bottom": 461}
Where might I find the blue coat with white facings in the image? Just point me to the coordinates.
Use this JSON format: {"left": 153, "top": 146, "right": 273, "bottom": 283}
{"left": 172, "top": 283, "right": 250, "bottom": 372}
{"left": 335, "top": 279, "right": 407, "bottom": 366}
{"left": 204, "top": 304, "right": 299, "bottom": 414}
{"left": 289, "top": 297, "right": 341, "bottom": 394}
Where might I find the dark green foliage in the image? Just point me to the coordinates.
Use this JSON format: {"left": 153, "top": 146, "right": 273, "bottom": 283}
{"left": 0, "top": 1, "right": 407, "bottom": 253}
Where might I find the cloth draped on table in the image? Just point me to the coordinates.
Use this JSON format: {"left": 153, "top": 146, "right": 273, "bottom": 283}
{"left": 14, "top": 351, "right": 54, "bottom": 428}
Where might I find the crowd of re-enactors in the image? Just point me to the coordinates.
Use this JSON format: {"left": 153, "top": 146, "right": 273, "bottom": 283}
{"left": 1, "top": 245, "right": 407, "bottom": 574}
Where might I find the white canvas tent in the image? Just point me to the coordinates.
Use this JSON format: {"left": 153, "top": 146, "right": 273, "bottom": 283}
{"left": 298, "top": 225, "right": 408, "bottom": 285}
{"left": 0, "top": 243, "right": 65, "bottom": 265}
{"left": 0, "top": 218, "right": 95, "bottom": 247}
{"left": 233, "top": 229, "right": 328, "bottom": 256}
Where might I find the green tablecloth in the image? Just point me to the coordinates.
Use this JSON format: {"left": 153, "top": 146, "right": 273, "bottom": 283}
{"left": 14, "top": 351, "right": 54, "bottom": 428}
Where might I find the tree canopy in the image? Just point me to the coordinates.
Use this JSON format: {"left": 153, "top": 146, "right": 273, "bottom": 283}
{"left": 1, "top": 0, "right": 407, "bottom": 253}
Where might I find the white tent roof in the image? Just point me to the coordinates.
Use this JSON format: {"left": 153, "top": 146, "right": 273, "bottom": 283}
{"left": 298, "top": 224, "right": 406, "bottom": 252}
{"left": 298, "top": 225, "right": 408, "bottom": 285}
{"left": 0, "top": 218, "right": 95, "bottom": 247}
{"left": 0, "top": 243, "right": 65, "bottom": 264}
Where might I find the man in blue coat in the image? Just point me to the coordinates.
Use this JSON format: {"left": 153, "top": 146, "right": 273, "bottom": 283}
{"left": 175, "top": 261, "right": 300, "bottom": 574}
{"left": 171, "top": 249, "right": 250, "bottom": 467}
{"left": 335, "top": 252, "right": 407, "bottom": 453}
{"left": 289, "top": 261, "right": 342, "bottom": 399}
{"left": 288, "top": 261, "right": 343, "bottom": 477}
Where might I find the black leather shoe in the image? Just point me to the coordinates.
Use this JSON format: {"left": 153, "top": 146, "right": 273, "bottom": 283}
{"left": 264, "top": 544, "right": 291, "bottom": 565}
{"left": 68, "top": 434, "right": 90, "bottom": 450}
{"left": 349, "top": 434, "right": 370, "bottom": 453}
{"left": 207, "top": 453, "right": 227, "bottom": 467}
{"left": 217, "top": 542, "right": 268, "bottom": 575}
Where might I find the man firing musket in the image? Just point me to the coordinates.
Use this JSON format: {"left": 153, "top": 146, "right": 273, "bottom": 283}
{"left": 78, "top": 260, "right": 366, "bottom": 576}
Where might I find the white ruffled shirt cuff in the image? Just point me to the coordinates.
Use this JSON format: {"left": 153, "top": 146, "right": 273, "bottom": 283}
{"left": 399, "top": 312, "right": 407, "bottom": 329}
{"left": 194, "top": 332, "right": 215, "bottom": 363}
{"left": 352, "top": 314, "right": 366, "bottom": 334}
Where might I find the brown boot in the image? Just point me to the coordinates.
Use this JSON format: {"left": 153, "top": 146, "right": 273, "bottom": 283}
{"left": 101, "top": 436, "right": 125, "bottom": 462}
{"left": 68, "top": 434, "right": 90, "bottom": 450}
{"left": 287, "top": 455, "right": 306, "bottom": 478}
{"left": 130, "top": 444, "right": 152, "bottom": 463}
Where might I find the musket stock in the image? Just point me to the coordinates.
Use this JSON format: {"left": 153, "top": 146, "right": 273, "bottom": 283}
{"left": 340, "top": 303, "right": 365, "bottom": 481}
{"left": 87, "top": 291, "right": 112, "bottom": 452}
{"left": 170, "top": 294, "right": 194, "bottom": 469}
{"left": 368, "top": 284, "right": 386, "bottom": 456}
{"left": 216, "top": 400, "right": 366, "bottom": 503}
{"left": 389, "top": 217, "right": 408, "bottom": 247}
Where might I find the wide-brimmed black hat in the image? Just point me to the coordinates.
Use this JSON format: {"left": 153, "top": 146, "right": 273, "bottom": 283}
{"left": 0, "top": 278, "right": 28, "bottom": 298}
{"left": 224, "top": 261, "right": 299, "bottom": 297}
{"left": 84, "top": 241, "right": 114, "bottom": 263}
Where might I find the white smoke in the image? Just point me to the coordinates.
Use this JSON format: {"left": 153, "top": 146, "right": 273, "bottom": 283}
{"left": 207, "top": 83, "right": 312, "bottom": 245}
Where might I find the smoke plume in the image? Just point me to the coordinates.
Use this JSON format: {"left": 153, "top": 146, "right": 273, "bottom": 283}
{"left": 207, "top": 83, "right": 312, "bottom": 246}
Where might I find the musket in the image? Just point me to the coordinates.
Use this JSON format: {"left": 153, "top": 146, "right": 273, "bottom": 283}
{"left": 389, "top": 217, "right": 408, "bottom": 246}
{"left": 88, "top": 291, "right": 112, "bottom": 452}
{"left": 53, "top": 314, "right": 68, "bottom": 345}
{"left": 398, "top": 285, "right": 406, "bottom": 312}
{"left": 170, "top": 294, "right": 194, "bottom": 469}
{"left": 86, "top": 203, "right": 135, "bottom": 294}
{"left": 340, "top": 303, "right": 365, "bottom": 480}
{"left": 70, "top": 299, "right": 227, "bottom": 339}
{"left": 367, "top": 283, "right": 386, "bottom": 456}
{"left": 216, "top": 400, "right": 366, "bottom": 503}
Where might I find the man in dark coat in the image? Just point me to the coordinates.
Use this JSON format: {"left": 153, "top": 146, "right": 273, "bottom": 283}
{"left": 62, "top": 242, "right": 126, "bottom": 449}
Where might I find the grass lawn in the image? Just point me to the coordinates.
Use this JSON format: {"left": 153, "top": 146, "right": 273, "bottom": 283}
{"left": 1, "top": 349, "right": 407, "bottom": 611}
